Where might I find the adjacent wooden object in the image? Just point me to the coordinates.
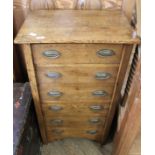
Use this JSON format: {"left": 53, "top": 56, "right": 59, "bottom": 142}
{"left": 128, "top": 131, "right": 141, "bottom": 155}
{"left": 136, "top": 0, "right": 141, "bottom": 36}
{"left": 112, "top": 47, "right": 141, "bottom": 155}
{"left": 15, "top": 10, "right": 139, "bottom": 143}
{"left": 13, "top": 1, "right": 30, "bottom": 82}
{"left": 14, "top": 0, "right": 123, "bottom": 11}
{"left": 122, "top": 0, "right": 136, "bottom": 21}
{"left": 13, "top": 83, "right": 41, "bottom": 155}
{"left": 13, "top": 45, "right": 23, "bottom": 82}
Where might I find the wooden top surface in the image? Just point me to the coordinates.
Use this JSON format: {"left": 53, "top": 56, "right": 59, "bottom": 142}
{"left": 14, "top": 10, "right": 139, "bottom": 44}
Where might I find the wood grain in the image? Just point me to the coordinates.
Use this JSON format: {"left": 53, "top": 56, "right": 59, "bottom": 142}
{"left": 39, "top": 83, "right": 114, "bottom": 102}
{"left": 122, "top": 0, "right": 136, "bottom": 21}
{"left": 32, "top": 44, "right": 123, "bottom": 64}
{"left": 35, "top": 64, "right": 119, "bottom": 84}
{"left": 14, "top": 10, "right": 139, "bottom": 143}
{"left": 22, "top": 44, "right": 47, "bottom": 143}
{"left": 136, "top": 0, "right": 141, "bottom": 37}
{"left": 112, "top": 52, "right": 141, "bottom": 155}
{"left": 101, "top": 45, "right": 133, "bottom": 142}
{"left": 44, "top": 115, "right": 106, "bottom": 128}
{"left": 42, "top": 101, "right": 110, "bottom": 117}
{"left": 14, "top": 0, "right": 123, "bottom": 10}
{"left": 47, "top": 127, "right": 104, "bottom": 142}
{"left": 14, "top": 10, "right": 140, "bottom": 44}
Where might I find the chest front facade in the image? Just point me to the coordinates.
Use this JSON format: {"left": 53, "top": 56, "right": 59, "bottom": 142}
{"left": 15, "top": 10, "right": 139, "bottom": 143}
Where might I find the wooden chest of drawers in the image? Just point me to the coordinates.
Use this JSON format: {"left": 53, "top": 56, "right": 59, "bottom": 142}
{"left": 14, "top": 10, "right": 139, "bottom": 143}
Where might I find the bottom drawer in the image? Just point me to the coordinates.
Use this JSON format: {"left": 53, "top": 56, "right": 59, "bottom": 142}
{"left": 47, "top": 127, "right": 104, "bottom": 142}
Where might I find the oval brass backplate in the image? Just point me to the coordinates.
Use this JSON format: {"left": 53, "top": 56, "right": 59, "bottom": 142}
{"left": 42, "top": 50, "right": 61, "bottom": 58}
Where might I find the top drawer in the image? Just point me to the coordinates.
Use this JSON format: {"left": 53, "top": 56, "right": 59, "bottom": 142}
{"left": 32, "top": 44, "right": 123, "bottom": 65}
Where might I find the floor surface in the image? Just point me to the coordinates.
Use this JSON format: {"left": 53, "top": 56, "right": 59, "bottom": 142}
{"left": 41, "top": 138, "right": 112, "bottom": 155}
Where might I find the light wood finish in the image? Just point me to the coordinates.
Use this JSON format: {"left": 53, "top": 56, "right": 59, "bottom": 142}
{"left": 14, "top": 10, "right": 139, "bottom": 143}
{"left": 42, "top": 101, "right": 110, "bottom": 116}
{"left": 21, "top": 44, "right": 47, "bottom": 143}
{"left": 14, "top": 0, "right": 123, "bottom": 11}
{"left": 47, "top": 127, "right": 104, "bottom": 142}
{"left": 101, "top": 45, "right": 133, "bottom": 141}
{"left": 44, "top": 115, "right": 106, "bottom": 128}
{"left": 36, "top": 64, "right": 119, "bottom": 84}
{"left": 32, "top": 44, "right": 123, "bottom": 64}
{"left": 14, "top": 10, "right": 139, "bottom": 44}
{"left": 128, "top": 131, "right": 141, "bottom": 155}
{"left": 136, "top": 0, "right": 141, "bottom": 37}
{"left": 122, "top": 0, "right": 136, "bottom": 21}
{"left": 39, "top": 83, "right": 114, "bottom": 101}
{"left": 112, "top": 49, "right": 141, "bottom": 155}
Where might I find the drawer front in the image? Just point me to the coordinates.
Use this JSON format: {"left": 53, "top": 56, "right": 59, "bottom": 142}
{"left": 36, "top": 64, "right": 119, "bottom": 84}
{"left": 47, "top": 127, "right": 104, "bottom": 142}
{"left": 32, "top": 44, "right": 123, "bottom": 65}
{"left": 32, "top": 43, "right": 123, "bottom": 142}
{"left": 44, "top": 115, "right": 106, "bottom": 129}
{"left": 42, "top": 101, "right": 110, "bottom": 116}
{"left": 39, "top": 83, "right": 114, "bottom": 101}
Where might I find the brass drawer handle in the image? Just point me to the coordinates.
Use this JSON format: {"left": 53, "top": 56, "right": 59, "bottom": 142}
{"left": 89, "top": 105, "right": 103, "bottom": 111}
{"left": 95, "top": 72, "right": 111, "bottom": 80}
{"left": 49, "top": 105, "right": 63, "bottom": 111}
{"left": 50, "top": 119, "right": 63, "bottom": 125}
{"left": 46, "top": 72, "right": 62, "bottom": 79}
{"left": 97, "top": 49, "right": 115, "bottom": 57}
{"left": 89, "top": 118, "right": 100, "bottom": 124}
{"left": 48, "top": 91, "right": 63, "bottom": 97}
{"left": 42, "top": 50, "right": 61, "bottom": 58}
{"left": 92, "top": 90, "right": 108, "bottom": 97}
{"left": 52, "top": 129, "right": 64, "bottom": 134}
{"left": 86, "top": 130, "right": 97, "bottom": 135}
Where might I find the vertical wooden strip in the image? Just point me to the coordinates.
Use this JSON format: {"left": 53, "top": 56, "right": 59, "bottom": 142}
{"left": 112, "top": 59, "right": 141, "bottom": 155}
{"left": 22, "top": 44, "right": 47, "bottom": 143}
{"left": 136, "top": 0, "right": 141, "bottom": 36}
{"left": 101, "top": 45, "right": 133, "bottom": 143}
{"left": 121, "top": 46, "right": 139, "bottom": 106}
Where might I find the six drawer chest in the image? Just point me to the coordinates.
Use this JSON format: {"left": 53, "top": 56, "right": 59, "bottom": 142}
{"left": 15, "top": 10, "right": 139, "bottom": 143}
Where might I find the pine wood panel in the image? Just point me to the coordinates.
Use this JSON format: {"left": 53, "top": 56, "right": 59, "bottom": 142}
{"left": 44, "top": 115, "right": 106, "bottom": 129}
{"left": 21, "top": 44, "right": 47, "bottom": 143}
{"left": 35, "top": 64, "right": 119, "bottom": 84}
{"left": 101, "top": 45, "right": 133, "bottom": 142}
{"left": 136, "top": 0, "right": 141, "bottom": 37}
{"left": 122, "top": 0, "right": 136, "bottom": 21}
{"left": 14, "top": 0, "right": 123, "bottom": 10}
{"left": 39, "top": 83, "right": 114, "bottom": 102}
{"left": 112, "top": 48, "right": 141, "bottom": 155}
{"left": 47, "top": 127, "right": 104, "bottom": 142}
{"left": 47, "top": 133, "right": 102, "bottom": 142}
{"left": 42, "top": 101, "right": 110, "bottom": 117}
{"left": 32, "top": 44, "right": 123, "bottom": 64}
{"left": 14, "top": 10, "right": 139, "bottom": 44}
{"left": 14, "top": 10, "right": 139, "bottom": 143}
